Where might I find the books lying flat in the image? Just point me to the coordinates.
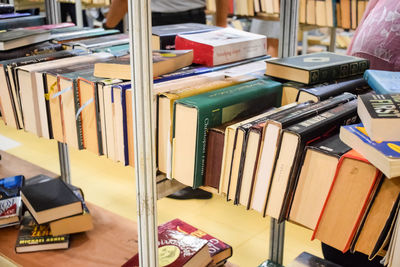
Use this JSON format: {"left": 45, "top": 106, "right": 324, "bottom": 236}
{"left": 21, "top": 178, "right": 83, "bottom": 224}
{"left": 15, "top": 213, "right": 69, "bottom": 253}
{"left": 0, "top": 29, "right": 50, "bottom": 50}
{"left": 175, "top": 27, "right": 266, "bottom": 66}
{"left": 266, "top": 52, "right": 369, "bottom": 84}
{"left": 289, "top": 134, "right": 351, "bottom": 230}
{"left": 67, "top": 33, "right": 129, "bottom": 50}
{"left": 358, "top": 94, "right": 400, "bottom": 141}
{"left": 0, "top": 15, "right": 46, "bottom": 31}
{"left": 364, "top": 70, "right": 400, "bottom": 94}
{"left": 0, "top": 175, "right": 24, "bottom": 227}
{"left": 172, "top": 78, "right": 282, "bottom": 188}
{"left": 312, "top": 150, "right": 382, "bottom": 252}
{"left": 340, "top": 123, "right": 400, "bottom": 178}
{"left": 0, "top": 40, "right": 63, "bottom": 61}
{"left": 94, "top": 50, "right": 193, "bottom": 80}
{"left": 24, "top": 22, "right": 75, "bottom": 30}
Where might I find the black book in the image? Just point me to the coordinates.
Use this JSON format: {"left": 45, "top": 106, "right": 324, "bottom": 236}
{"left": 266, "top": 99, "right": 358, "bottom": 223}
{"left": 266, "top": 52, "right": 369, "bottom": 84}
{"left": 287, "top": 252, "right": 342, "bottom": 267}
{"left": 0, "top": 15, "right": 45, "bottom": 31}
{"left": 152, "top": 23, "right": 220, "bottom": 50}
{"left": 15, "top": 212, "right": 69, "bottom": 253}
{"left": 20, "top": 178, "right": 83, "bottom": 224}
{"left": 0, "top": 41, "right": 63, "bottom": 61}
{"left": 0, "top": 4, "right": 14, "bottom": 14}
{"left": 296, "top": 77, "right": 371, "bottom": 102}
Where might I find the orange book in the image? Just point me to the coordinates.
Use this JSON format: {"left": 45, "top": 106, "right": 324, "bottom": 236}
{"left": 312, "top": 149, "right": 382, "bottom": 252}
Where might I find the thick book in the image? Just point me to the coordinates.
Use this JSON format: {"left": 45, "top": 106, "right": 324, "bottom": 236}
{"left": 152, "top": 23, "right": 220, "bottom": 50}
{"left": 265, "top": 52, "right": 369, "bottom": 84}
{"left": 0, "top": 4, "right": 14, "bottom": 14}
{"left": 51, "top": 29, "right": 119, "bottom": 44}
{"left": 289, "top": 134, "right": 351, "bottom": 230}
{"left": 266, "top": 99, "right": 358, "bottom": 222}
{"left": 364, "top": 70, "right": 400, "bottom": 94}
{"left": 0, "top": 15, "right": 46, "bottom": 31}
{"left": 340, "top": 123, "right": 400, "bottom": 178}
{"left": 0, "top": 40, "right": 63, "bottom": 61}
{"left": 122, "top": 229, "right": 211, "bottom": 267}
{"left": 15, "top": 212, "right": 69, "bottom": 253}
{"left": 341, "top": 0, "right": 351, "bottom": 29}
{"left": 0, "top": 29, "right": 50, "bottom": 51}
{"left": 252, "top": 93, "right": 355, "bottom": 215}
{"left": 175, "top": 27, "right": 266, "bottom": 67}
{"left": 296, "top": 77, "right": 370, "bottom": 103}
{"left": 287, "top": 252, "right": 342, "bottom": 267}
{"left": 94, "top": 50, "right": 193, "bottom": 80}
{"left": 20, "top": 178, "right": 83, "bottom": 224}
{"left": 24, "top": 22, "right": 75, "bottom": 30}
{"left": 358, "top": 94, "right": 400, "bottom": 141}
{"left": 172, "top": 78, "right": 282, "bottom": 188}
{"left": 158, "top": 218, "right": 233, "bottom": 265}
{"left": 0, "top": 13, "right": 30, "bottom": 19}
{"left": 312, "top": 150, "right": 382, "bottom": 252}
{"left": 0, "top": 175, "right": 24, "bottom": 227}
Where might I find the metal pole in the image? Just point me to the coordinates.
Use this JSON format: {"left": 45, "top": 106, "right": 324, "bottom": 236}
{"left": 58, "top": 142, "right": 71, "bottom": 184}
{"left": 74, "top": 0, "right": 84, "bottom": 28}
{"left": 127, "top": 0, "right": 158, "bottom": 266}
{"left": 45, "top": 0, "right": 61, "bottom": 24}
{"left": 270, "top": 0, "right": 300, "bottom": 265}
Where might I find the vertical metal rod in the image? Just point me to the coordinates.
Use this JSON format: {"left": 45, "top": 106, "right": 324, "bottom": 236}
{"left": 45, "top": 0, "right": 60, "bottom": 24}
{"left": 58, "top": 142, "right": 71, "bottom": 184}
{"left": 329, "top": 27, "right": 336, "bottom": 52}
{"left": 75, "top": 0, "right": 84, "bottom": 28}
{"left": 128, "top": 0, "right": 158, "bottom": 266}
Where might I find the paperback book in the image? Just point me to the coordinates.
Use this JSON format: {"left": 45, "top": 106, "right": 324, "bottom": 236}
{"left": 0, "top": 175, "right": 24, "bottom": 227}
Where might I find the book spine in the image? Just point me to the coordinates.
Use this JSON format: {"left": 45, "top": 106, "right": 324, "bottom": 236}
{"left": 309, "top": 59, "right": 369, "bottom": 84}
{"left": 0, "top": 15, "right": 45, "bottom": 31}
{"left": 247, "top": 125, "right": 264, "bottom": 210}
{"left": 160, "top": 35, "right": 177, "bottom": 50}
{"left": 94, "top": 83, "right": 104, "bottom": 156}
{"left": 234, "top": 127, "right": 251, "bottom": 205}
{"left": 73, "top": 80, "right": 84, "bottom": 150}
{"left": 121, "top": 88, "right": 129, "bottom": 166}
{"left": 204, "top": 129, "right": 224, "bottom": 189}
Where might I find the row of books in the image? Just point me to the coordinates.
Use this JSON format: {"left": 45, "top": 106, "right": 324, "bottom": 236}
{"left": 299, "top": 0, "right": 369, "bottom": 29}
{"left": 0, "top": 174, "right": 93, "bottom": 253}
{"left": 206, "top": 0, "right": 279, "bottom": 16}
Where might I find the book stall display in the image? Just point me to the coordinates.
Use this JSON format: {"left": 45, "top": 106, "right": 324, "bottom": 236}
{"left": 1, "top": 0, "right": 400, "bottom": 266}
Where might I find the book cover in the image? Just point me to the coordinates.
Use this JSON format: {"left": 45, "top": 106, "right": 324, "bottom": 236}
{"left": 52, "top": 29, "right": 119, "bottom": 43}
{"left": 175, "top": 27, "right": 266, "bottom": 66}
{"left": 266, "top": 52, "right": 369, "bottom": 84}
{"left": 15, "top": 212, "right": 69, "bottom": 253}
{"left": 0, "top": 13, "right": 30, "bottom": 19}
{"left": 152, "top": 23, "right": 220, "bottom": 50}
{"left": 70, "top": 33, "right": 129, "bottom": 50}
{"left": 0, "top": 4, "right": 14, "bottom": 14}
{"left": 158, "top": 218, "right": 232, "bottom": 265}
{"left": 0, "top": 15, "right": 45, "bottom": 31}
{"left": 364, "top": 70, "right": 400, "bottom": 94}
{"left": 340, "top": 123, "right": 400, "bottom": 178}
{"left": 122, "top": 229, "right": 211, "bottom": 267}
{"left": 0, "top": 175, "right": 24, "bottom": 227}
{"left": 172, "top": 78, "right": 282, "bottom": 188}
{"left": 20, "top": 178, "right": 82, "bottom": 224}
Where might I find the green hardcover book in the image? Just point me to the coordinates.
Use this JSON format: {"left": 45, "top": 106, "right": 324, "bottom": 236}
{"left": 172, "top": 78, "right": 282, "bottom": 188}
{"left": 266, "top": 52, "right": 369, "bottom": 85}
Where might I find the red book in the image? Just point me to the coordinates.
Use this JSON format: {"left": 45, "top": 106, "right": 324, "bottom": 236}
{"left": 122, "top": 229, "right": 211, "bottom": 267}
{"left": 311, "top": 149, "right": 382, "bottom": 252}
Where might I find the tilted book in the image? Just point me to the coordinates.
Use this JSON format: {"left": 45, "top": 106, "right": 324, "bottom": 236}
{"left": 172, "top": 78, "right": 282, "bottom": 188}
{"left": 364, "top": 70, "right": 400, "bottom": 94}
{"left": 266, "top": 52, "right": 369, "bottom": 84}
{"left": 0, "top": 29, "right": 51, "bottom": 51}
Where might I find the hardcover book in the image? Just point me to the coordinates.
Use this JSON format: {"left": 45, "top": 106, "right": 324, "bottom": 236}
{"left": 175, "top": 27, "right": 266, "bottom": 66}
{"left": 158, "top": 218, "right": 233, "bottom": 265}
{"left": 24, "top": 22, "right": 75, "bottom": 30}
{"left": 312, "top": 150, "right": 382, "bottom": 252}
{"left": 265, "top": 52, "right": 369, "bottom": 84}
{"left": 15, "top": 212, "right": 69, "bottom": 253}
{"left": 364, "top": 70, "right": 400, "bottom": 94}
{"left": 0, "top": 175, "right": 24, "bottom": 227}
{"left": 0, "top": 13, "right": 30, "bottom": 19}
{"left": 358, "top": 94, "right": 400, "bottom": 141}
{"left": 340, "top": 123, "right": 400, "bottom": 178}
{"left": 20, "top": 178, "right": 83, "bottom": 224}
{"left": 152, "top": 23, "right": 220, "bottom": 50}
{"left": 0, "top": 40, "right": 63, "bottom": 61}
{"left": 266, "top": 99, "right": 358, "bottom": 222}
{"left": 0, "top": 15, "right": 46, "bottom": 31}
{"left": 68, "top": 33, "right": 129, "bottom": 50}
{"left": 51, "top": 29, "right": 119, "bottom": 44}
{"left": 172, "top": 78, "right": 282, "bottom": 188}
{"left": 0, "top": 29, "right": 50, "bottom": 51}
{"left": 94, "top": 50, "right": 193, "bottom": 80}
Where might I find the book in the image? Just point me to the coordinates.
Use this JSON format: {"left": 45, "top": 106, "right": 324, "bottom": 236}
{"left": 158, "top": 218, "right": 232, "bottom": 265}
{"left": 251, "top": 93, "right": 355, "bottom": 215}
{"left": 341, "top": 0, "right": 351, "bottom": 29}
{"left": 0, "top": 175, "right": 24, "bottom": 227}
{"left": 122, "top": 229, "right": 211, "bottom": 267}
{"left": 0, "top": 15, "right": 45, "bottom": 31}
{"left": 364, "top": 70, "right": 400, "bottom": 95}
{"left": 289, "top": 134, "right": 351, "bottom": 230}
{"left": 287, "top": 252, "right": 342, "bottom": 267}
{"left": 15, "top": 212, "right": 69, "bottom": 253}
{"left": 172, "top": 78, "right": 282, "bottom": 188}
{"left": 316, "top": 0, "right": 327, "bottom": 26}
{"left": 339, "top": 123, "right": 400, "bottom": 178}
{"left": 312, "top": 150, "right": 382, "bottom": 252}
{"left": 266, "top": 99, "right": 358, "bottom": 222}
{"left": 67, "top": 33, "right": 129, "bottom": 51}
{"left": 24, "top": 22, "right": 75, "bottom": 30}
{"left": 0, "top": 29, "right": 50, "bottom": 51}
{"left": 20, "top": 178, "right": 83, "bottom": 224}
{"left": 175, "top": 27, "right": 266, "bottom": 67}
{"left": 0, "top": 4, "right": 14, "bottom": 14}
{"left": 296, "top": 77, "right": 370, "bottom": 103}
{"left": 258, "top": 259, "right": 284, "bottom": 267}
{"left": 358, "top": 94, "right": 400, "bottom": 141}
{"left": 0, "top": 40, "right": 63, "bottom": 61}
{"left": 51, "top": 29, "right": 120, "bottom": 44}
{"left": 265, "top": 52, "right": 369, "bottom": 85}
{"left": 94, "top": 50, "right": 194, "bottom": 80}
{"left": 152, "top": 23, "right": 220, "bottom": 50}
{"left": 353, "top": 177, "right": 400, "bottom": 257}
{"left": 306, "top": 0, "right": 316, "bottom": 25}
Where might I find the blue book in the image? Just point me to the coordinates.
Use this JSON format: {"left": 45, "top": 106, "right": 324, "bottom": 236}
{"left": 340, "top": 123, "right": 400, "bottom": 178}
{"left": 364, "top": 70, "right": 400, "bottom": 94}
